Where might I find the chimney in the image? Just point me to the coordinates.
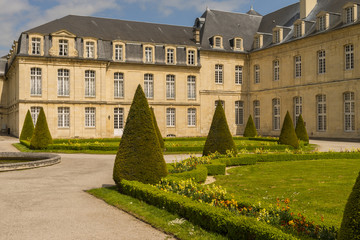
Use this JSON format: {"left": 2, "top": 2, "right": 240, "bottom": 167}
{"left": 300, "top": 0, "right": 317, "bottom": 19}
{"left": 193, "top": 28, "right": 200, "bottom": 44}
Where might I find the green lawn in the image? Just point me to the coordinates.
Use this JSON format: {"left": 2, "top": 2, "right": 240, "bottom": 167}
{"left": 213, "top": 159, "right": 360, "bottom": 227}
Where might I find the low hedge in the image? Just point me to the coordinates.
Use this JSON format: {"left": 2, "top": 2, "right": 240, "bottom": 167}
{"left": 53, "top": 138, "right": 121, "bottom": 143}
{"left": 165, "top": 165, "right": 208, "bottom": 183}
{"left": 204, "top": 163, "right": 226, "bottom": 175}
{"left": 20, "top": 140, "right": 31, "bottom": 148}
{"left": 218, "top": 157, "right": 258, "bottom": 167}
{"left": 119, "top": 180, "right": 297, "bottom": 240}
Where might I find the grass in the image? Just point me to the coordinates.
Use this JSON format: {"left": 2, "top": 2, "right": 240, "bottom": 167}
{"left": 87, "top": 187, "right": 227, "bottom": 240}
{"left": 213, "top": 159, "right": 360, "bottom": 228}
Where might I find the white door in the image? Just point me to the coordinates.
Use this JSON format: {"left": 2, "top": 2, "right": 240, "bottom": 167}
{"left": 114, "top": 108, "right": 124, "bottom": 136}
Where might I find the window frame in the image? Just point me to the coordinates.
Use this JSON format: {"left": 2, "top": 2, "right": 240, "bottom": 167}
{"left": 58, "top": 107, "right": 70, "bottom": 128}
{"left": 316, "top": 94, "right": 327, "bottom": 131}
{"left": 273, "top": 60, "right": 280, "bottom": 81}
{"left": 166, "top": 108, "right": 176, "bottom": 127}
{"left": 294, "top": 55, "right": 302, "bottom": 78}
{"left": 187, "top": 108, "right": 196, "bottom": 127}
{"left": 84, "top": 70, "right": 96, "bottom": 97}
{"left": 144, "top": 45, "right": 154, "bottom": 63}
{"left": 235, "top": 100, "right": 244, "bottom": 125}
{"left": 318, "top": 50, "right": 326, "bottom": 74}
{"left": 85, "top": 41, "right": 95, "bottom": 58}
{"left": 144, "top": 73, "right": 154, "bottom": 99}
{"left": 293, "top": 96, "right": 302, "bottom": 126}
{"left": 30, "top": 67, "right": 42, "bottom": 96}
{"left": 253, "top": 100, "right": 260, "bottom": 130}
{"left": 187, "top": 49, "right": 196, "bottom": 65}
{"left": 57, "top": 69, "right": 70, "bottom": 97}
{"left": 254, "top": 65, "right": 260, "bottom": 84}
{"left": 114, "top": 72, "right": 124, "bottom": 98}
{"left": 59, "top": 39, "right": 68, "bottom": 56}
{"left": 272, "top": 98, "right": 280, "bottom": 131}
{"left": 113, "top": 42, "right": 125, "bottom": 61}
{"left": 114, "top": 107, "right": 124, "bottom": 130}
{"left": 166, "top": 74, "right": 175, "bottom": 100}
{"left": 235, "top": 65, "right": 243, "bottom": 85}
{"left": 345, "top": 44, "right": 354, "bottom": 70}
{"left": 30, "top": 106, "right": 41, "bottom": 126}
{"left": 215, "top": 64, "right": 223, "bottom": 84}
{"left": 31, "top": 37, "right": 41, "bottom": 55}
{"left": 187, "top": 75, "right": 196, "bottom": 100}
{"left": 85, "top": 107, "right": 96, "bottom": 128}
{"left": 344, "top": 92, "right": 355, "bottom": 132}
{"left": 166, "top": 47, "right": 176, "bottom": 64}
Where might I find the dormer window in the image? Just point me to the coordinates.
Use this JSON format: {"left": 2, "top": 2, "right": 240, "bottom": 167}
{"left": 59, "top": 39, "right": 68, "bottom": 56}
{"left": 113, "top": 41, "right": 125, "bottom": 61}
{"left": 232, "top": 37, "right": 243, "bottom": 51}
{"left": 317, "top": 14, "right": 328, "bottom": 31}
{"left": 212, "top": 36, "right": 223, "bottom": 48}
{"left": 272, "top": 28, "right": 283, "bottom": 43}
{"left": 31, "top": 37, "right": 41, "bottom": 55}
{"left": 85, "top": 41, "right": 95, "bottom": 58}
{"left": 346, "top": 7, "right": 354, "bottom": 23}
{"left": 274, "top": 30, "right": 280, "bottom": 43}
{"left": 294, "top": 23, "right": 303, "bottom": 38}
{"left": 166, "top": 47, "right": 176, "bottom": 64}
{"left": 143, "top": 45, "right": 154, "bottom": 63}
{"left": 254, "top": 35, "right": 262, "bottom": 49}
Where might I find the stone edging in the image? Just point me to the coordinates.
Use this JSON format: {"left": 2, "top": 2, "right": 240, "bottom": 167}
{"left": 0, "top": 152, "right": 61, "bottom": 172}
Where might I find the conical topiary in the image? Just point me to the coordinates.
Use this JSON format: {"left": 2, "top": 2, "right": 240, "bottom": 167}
{"left": 243, "top": 115, "right": 257, "bottom": 137}
{"left": 202, "top": 102, "right": 236, "bottom": 156}
{"left": 295, "top": 114, "right": 309, "bottom": 143}
{"left": 20, "top": 110, "right": 34, "bottom": 141}
{"left": 30, "top": 108, "right": 52, "bottom": 149}
{"left": 278, "top": 111, "right": 299, "bottom": 149}
{"left": 113, "top": 85, "right": 167, "bottom": 185}
{"left": 338, "top": 171, "right": 360, "bottom": 239}
{"left": 150, "top": 107, "right": 164, "bottom": 150}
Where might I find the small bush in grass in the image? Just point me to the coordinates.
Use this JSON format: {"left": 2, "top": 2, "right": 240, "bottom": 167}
{"left": 20, "top": 110, "right": 34, "bottom": 141}
{"left": 150, "top": 107, "right": 164, "bottom": 150}
{"left": 113, "top": 85, "right": 167, "bottom": 185}
{"left": 279, "top": 111, "right": 299, "bottom": 149}
{"left": 243, "top": 115, "right": 257, "bottom": 137}
{"left": 30, "top": 108, "right": 52, "bottom": 149}
{"left": 203, "top": 103, "right": 236, "bottom": 156}
{"left": 295, "top": 114, "right": 309, "bottom": 143}
{"left": 338, "top": 171, "right": 360, "bottom": 240}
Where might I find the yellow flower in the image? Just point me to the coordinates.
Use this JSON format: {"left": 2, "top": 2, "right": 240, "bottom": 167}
{"left": 288, "top": 220, "right": 294, "bottom": 225}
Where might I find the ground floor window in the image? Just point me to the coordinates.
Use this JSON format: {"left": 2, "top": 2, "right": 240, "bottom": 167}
{"left": 293, "top": 96, "right": 302, "bottom": 126}
{"left": 272, "top": 98, "right": 280, "bottom": 130}
{"left": 317, "top": 94, "right": 326, "bottom": 131}
{"left": 58, "top": 107, "right": 70, "bottom": 128}
{"left": 253, "top": 100, "right": 260, "bottom": 130}
{"left": 187, "top": 108, "right": 196, "bottom": 126}
{"left": 235, "top": 101, "right": 244, "bottom": 125}
{"left": 344, "top": 92, "right": 355, "bottom": 132}
{"left": 85, "top": 107, "right": 96, "bottom": 127}
{"left": 166, "top": 108, "right": 175, "bottom": 127}
{"left": 30, "top": 106, "right": 41, "bottom": 126}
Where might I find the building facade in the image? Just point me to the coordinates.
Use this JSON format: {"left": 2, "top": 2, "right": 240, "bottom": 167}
{"left": 1, "top": 0, "right": 360, "bottom": 139}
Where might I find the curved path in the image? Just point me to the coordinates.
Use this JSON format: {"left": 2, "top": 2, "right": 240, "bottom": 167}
{"left": 1, "top": 136, "right": 360, "bottom": 240}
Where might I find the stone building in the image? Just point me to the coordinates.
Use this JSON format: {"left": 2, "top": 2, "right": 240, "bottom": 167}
{"left": 0, "top": 0, "right": 359, "bottom": 139}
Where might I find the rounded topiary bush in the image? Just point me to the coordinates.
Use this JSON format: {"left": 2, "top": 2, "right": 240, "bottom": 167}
{"left": 243, "top": 115, "right": 257, "bottom": 137}
{"left": 113, "top": 85, "right": 167, "bottom": 185}
{"left": 30, "top": 108, "right": 53, "bottom": 149}
{"left": 20, "top": 110, "right": 34, "bottom": 141}
{"left": 278, "top": 111, "right": 299, "bottom": 149}
{"left": 150, "top": 107, "right": 164, "bottom": 150}
{"left": 295, "top": 114, "right": 309, "bottom": 144}
{"left": 338, "top": 171, "right": 360, "bottom": 239}
{"left": 203, "top": 102, "right": 236, "bottom": 156}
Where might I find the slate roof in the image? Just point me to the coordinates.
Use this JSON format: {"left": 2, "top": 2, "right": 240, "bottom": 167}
{"left": 25, "top": 15, "right": 197, "bottom": 46}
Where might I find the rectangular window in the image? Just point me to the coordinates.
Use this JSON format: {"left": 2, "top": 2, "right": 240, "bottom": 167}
{"left": 295, "top": 23, "right": 302, "bottom": 38}
{"left": 318, "top": 15, "right": 326, "bottom": 31}
{"left": 293, "top": 96, "right": 302, "bottom": 126}
{"left": 235, "top": 101, "right": 244, "bottom": 125}
{"left": 166, "top": 75, "right": 175, "bottom": 99}
{"left": 115, "top": 44, "right": 123, "bottom": 61}
{"left": 344, "top": 92, "right": 355, "bottom": 132}
{"left": 235, "top": 38, "right": 242, "bottom": 50}
{"left": 114, "top": 72, "right": 124, "bottom": 98}
{"left": 317, "top": 95, "right": 327, "bottom": 131}
{"left": 114, "top": 108, "right": 124, "bottom": 129}
{"left": 294, "top": 56, "right": 302, "bottom": 78}
{"left": 215, "top": 64, "right": 223, "bottom": 84}
{"left": 318, "top": 50, "right": 326, "bottom": 74}
{"left": 345, "top": 44, "right": 354, "bottom": 70}
{"left": 215, "top": 37, "right": 221, "bottom": 48}
{"left": 215, "top": 100, "right": 225, "bottom": 109}
{"left": 254, "top": 65, "right": 260, "bottom": 84}
{"left": 58, "top": 107, "right": 70, "bottom": 128}
{"left": 85, "top": 42, "right": 95, "bottom": 58}
{"left": 85, "top": 70, "right": 96, "bottom": 97}
{"left": 85, "top": 107, "right": 96, "bottom": 127}
{"left": 273, "top": 60, "right": 280, "bottom": 81}
{"left": 272, "top": 98, "right": 280, "bottom": 130}
{"left": 187, "top": 50, "right": 195, "bottom": 65}
{"left": 254, "top": 36, "right": 260, "bottom": 49}
{"left": 30, "top": 107, "right": 41, "bottom": 126}
{"left": 346, "top": 7, "right": 354, "bottom": 24}
{"left": 59, "top": 39, "right": 68, "bottom": 56}
{"left": 30, "top": 67, "right": 42, "bottom": 96}
{"left": 187, "top": 76, "right": 196, "bottom": 100}
{"left": 144, "top": 74, "right": 154, "bottom": 98}
{"left": 253, "top": 100, "right": 260, "bottom": 130}
{"left": 235, "top": 66, "right": 243, "bottom": 85}
{"left": 58, "top": 69, "right": 70, "bottom": 96}
{"left": 31, "top": 37, "right": 41, "bottom": 55}
{"left": 274, "top": 30, "right": 280, "bottom": 43}
{"left": 166, "top": 108, "right": 175, "bottom": 127}
{"left": 187, "top": 108, "right": 196, "bottom": 126}
{"left": 167, "top": 48, "right": 174, "bottom": 64}
{"left": 145, "top": 47, "right": 153, "bottom": 63}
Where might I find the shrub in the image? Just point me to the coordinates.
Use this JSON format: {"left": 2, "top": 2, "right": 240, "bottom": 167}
{"left": 30, "top": 108, "right": 52, "bottom": 149}
{"left": 20, "top": 110, "right": 34, "bottom": 141}
{"left": 166, "top": 165, "right": 208, "bottom": 183}
{"left": 243, "top": 115, "right": 257, "bottom": 137}
{"left": 279, "top": 111, "right": 299, "bottom": 149}
{"left": 203, "top": 102, "right": 236, "bottom": 156}
{"left": 295, "top": 114, "right": 309, "bottom": 143}
{"left": 113, "top": 85, "right": 167, "bottom": 185}
{"left": 204, "top": 163, "right": 226, "bottom": 175}
{"left": 338, "top": 171, "right": 360, "bottom": 240}
{"left": 150, "top": 107, "right": 164, "bottom": 150}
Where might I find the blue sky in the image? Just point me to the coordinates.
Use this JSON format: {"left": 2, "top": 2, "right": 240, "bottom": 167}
{"left": 0, "top": 0, "right": 298, "bottom": 56}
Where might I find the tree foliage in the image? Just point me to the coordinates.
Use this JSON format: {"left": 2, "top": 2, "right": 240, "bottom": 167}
{"left": 150, "top": 107, "right": 164, "bottom": 150}
{"left": 113, "top": 85, "right": 167, "bottom": 185}
{"left": 295, "top": 114, "right": 309, "bottom": 143}
{"left": 243, "top": 115, "right": 257, "bottom": 137}
{"left": 30, "top": 108, "right": 53, "bottom": 149}
{"left": 278, "top": 111, "right": 299, "bottom": 149}
{"left": 20, "top": 110, "right": 34, "bottom": 141}
{"left": 203, "top": 102, "right": 236, "bottom": 156}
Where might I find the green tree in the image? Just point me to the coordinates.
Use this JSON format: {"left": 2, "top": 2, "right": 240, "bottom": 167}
{"left": 243, "top": 115, "right": 257, "bottom": 137}
{"left": 278, "top": 111, "right": 299, "bottom": 149}
{"left": 295, "top": 114, "right": 309, "bottom": 143}
{"left": 150, "top": 107, "right": 164, "bottom": 150}
{"left": 113, "top": 85, "right": 167, "bottom": 185}
{"left": 338, "top": 171, "right": 360, "bottom": 239}
{"left": 203, "top": 102, "right": 236, "bottom": 156}
{"left": 30, "top": 108, "right": 53, "bottom": 149}
{"left": 19, "top": 110, "right": 34, "bottom": 141}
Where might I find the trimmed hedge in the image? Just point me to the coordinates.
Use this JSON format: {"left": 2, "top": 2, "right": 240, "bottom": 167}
{"left": 279, "top": 111, "right": 299, "bottom": 149}
{"left": 166, "top": 165, "right": 208, "bottom": 183}
{"left": 204, "top": 163, "right": 226, "bottom": 175}
{"left": 30, "top": 108, "right": 53, "bottom": 149}
{"left": 295, "top": 114, "right": 309, "bottom": 143}
{"left": 150, "top": 107, "right": 165, "bottom": 150}
{"left": 218, "top": 157, "right": 258, "bottom": 167}
{"left": 20, "top": 110, "right": 34, "bottom": 141}
{"left": 243, "top": 115, "right": 257, "bottom": 137}
{"left": 119, "top": 180, "right": 297, "bottom": 240}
